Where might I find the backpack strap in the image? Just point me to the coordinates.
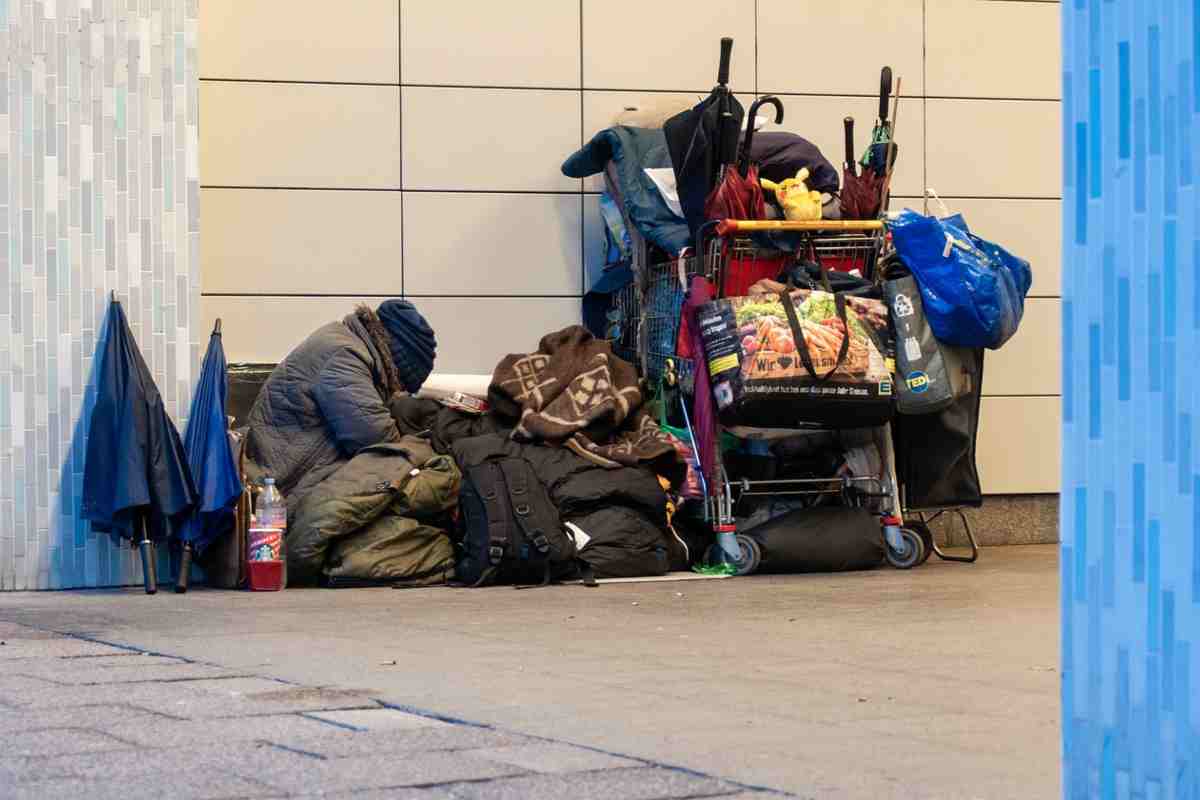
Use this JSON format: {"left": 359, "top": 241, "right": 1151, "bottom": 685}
{"left": 498, "top": 459, "right": 563, "bottom": 560}
{"left": 476, "top": 462, "right": 511, "bottom": 568}
{"left": 577, "top": 561, "right": 599, "bottom": 588}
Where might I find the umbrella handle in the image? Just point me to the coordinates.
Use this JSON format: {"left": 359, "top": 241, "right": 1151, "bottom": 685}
{"left": 717, "top": 37, "right": 732, "bottom": 86}
{"left": 843, "top": 117, "right": 856, "bottom": 175}
{"left": 879, "top": 67, "right": 893, "bottom": 123}
{"left": 740, "top": 96, "right": 784, "bottom": 176}
{"left": 175, "top": 542, "right": 193, "bottom": 593}
{"left": 138, "top": 536, "right": 158, "bottom": 595}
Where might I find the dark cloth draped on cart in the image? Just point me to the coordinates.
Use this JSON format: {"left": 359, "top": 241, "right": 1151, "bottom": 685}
{"left": 892, "top": 349, "right": 985, "bottom": 509}
{"left": 748, "top": 131, "right": 840, "bottom": 195}
{"left": 562, "top": 126, "right": 691, "bottom": 255}
{"left": 487, "top": 325, "right": 684, "bottom": 487}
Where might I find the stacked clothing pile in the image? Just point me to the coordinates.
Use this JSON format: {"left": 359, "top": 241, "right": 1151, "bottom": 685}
{"left": 258, "top": 318, "right": 691, "bottom": 588}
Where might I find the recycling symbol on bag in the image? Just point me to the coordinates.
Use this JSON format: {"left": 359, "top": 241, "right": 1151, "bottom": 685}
{"left": 893, "top": 294, "right": 915, "bottom": 318}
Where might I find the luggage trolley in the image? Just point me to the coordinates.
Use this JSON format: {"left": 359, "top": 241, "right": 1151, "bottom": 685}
{"left": 692, "top": 218, "right": 927, "bottom": 572}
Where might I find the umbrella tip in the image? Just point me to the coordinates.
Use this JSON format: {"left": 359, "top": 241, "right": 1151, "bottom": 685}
{"left": 213, "top": 318, "right": 222, "bottom": 335}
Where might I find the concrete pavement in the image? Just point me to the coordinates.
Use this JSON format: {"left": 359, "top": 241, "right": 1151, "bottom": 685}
{"left": 0, "top": 544, "right": 1060, "bottom": 799}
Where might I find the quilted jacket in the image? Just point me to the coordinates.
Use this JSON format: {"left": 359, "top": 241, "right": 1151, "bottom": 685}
{"left": 244, "top": 306, "right": 403, "bottom": 515}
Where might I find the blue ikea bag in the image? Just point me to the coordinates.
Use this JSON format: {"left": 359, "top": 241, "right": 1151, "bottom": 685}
{"left": 890, "top": 209, "right": 1032, "bottom": 349}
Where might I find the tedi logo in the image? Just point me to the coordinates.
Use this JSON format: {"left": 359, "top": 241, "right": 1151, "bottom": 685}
{"left": 905, "top": 371, "right": 930, "bottom": 393}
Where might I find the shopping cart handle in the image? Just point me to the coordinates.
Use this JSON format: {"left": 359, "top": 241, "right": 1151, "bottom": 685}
{"left": 716, "top": 219, "right": 885, "bottom": 235}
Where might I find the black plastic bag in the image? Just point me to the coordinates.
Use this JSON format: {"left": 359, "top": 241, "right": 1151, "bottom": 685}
{"left": 747, "top": 506, "right": 884, "bottom": 573}
{"left": 892, "top": 349, "right": 985, "bottom": 509}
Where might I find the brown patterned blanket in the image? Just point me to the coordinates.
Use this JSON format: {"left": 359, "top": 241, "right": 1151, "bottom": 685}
{"left": 488, "top": 325, "right": 683, "bottom": 484}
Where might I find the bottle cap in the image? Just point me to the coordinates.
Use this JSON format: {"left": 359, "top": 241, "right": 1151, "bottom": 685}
{"left": 264, "top": 477, "right": 275, "bottom": 485}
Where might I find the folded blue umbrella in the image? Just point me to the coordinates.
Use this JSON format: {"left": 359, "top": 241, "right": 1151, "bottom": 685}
{"left": 82, "top": 296, "right": 197, "bottom": 593}
{"left": 175, "top": 320, "right": 242, "bottom": 591}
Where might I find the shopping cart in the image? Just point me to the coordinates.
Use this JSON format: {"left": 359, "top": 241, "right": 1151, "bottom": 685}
{"left": 688, "top": 218, "right": 927, "bottom": 572}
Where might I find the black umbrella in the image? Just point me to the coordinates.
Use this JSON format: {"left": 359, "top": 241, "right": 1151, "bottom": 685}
{"left": 174, "top": 319, "right": 242, "bottom": 593}
{"left": 81, "top": 295, "right": 197, "bottom": 594}
{"left": 664, "top": 37, "right": 745, "bottom": 241}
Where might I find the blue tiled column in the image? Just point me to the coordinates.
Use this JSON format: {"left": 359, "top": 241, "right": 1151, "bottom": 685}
{"left": 0, "top": 2, "right": 199, "bottom": 590}
{"left": 1063, "top": 2, "right": 1200, "bottom": 797}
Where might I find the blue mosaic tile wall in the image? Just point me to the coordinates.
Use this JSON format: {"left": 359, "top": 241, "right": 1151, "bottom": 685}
{"left": 1063, "top": 1, "right": 1200, "bottom": 796}
{"left": 0, "top": 0, "right": 199, "bottom": 590}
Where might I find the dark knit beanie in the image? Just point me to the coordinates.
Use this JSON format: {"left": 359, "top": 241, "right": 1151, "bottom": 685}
{"left": 376, "top": 299, "right": 436, "bottom": 393}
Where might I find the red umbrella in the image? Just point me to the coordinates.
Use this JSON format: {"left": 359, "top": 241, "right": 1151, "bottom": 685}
{"left": 840, "top": 116, "right": 883, "bottom": 219}
{"left": 703, "top": 161, "right": 765, "bottom": 222}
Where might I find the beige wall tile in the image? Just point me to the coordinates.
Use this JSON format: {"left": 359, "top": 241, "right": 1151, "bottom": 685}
{"left": 203, "top": 297, "right": 384, "bottom": 363}
{"left": 926, "top": 0, "right": 1060, "bottom": 99}
{"left": 935, "top": 198, "right": 1061, "bottom": 297}
{"left": 416, "top": 297, "right": 583, "bottom": 373}
{"left": 200, "top": 189, "right": 402, "bottom": 294}
{"left": 978, "top": 397, "right": 1061, "bottom": 494}
{"left": 201, "top": 0, "right": 399, "bottom": 83}
{"left": 582, "top": 0, "right": 755, "bottom": 91}
{"left": 204, "top": 296, "right": 581, "bottom": 371}
{"left": 403, "top": 193, "right": 583, "bottom": 296}
{"left": 771, "top": 94, "right": 925, "bottom": 197}
{"left": 981, "top": 298, "right": 1061, "bottom": 397}
{"left": 402, "top": 87, "right": 581, "bottom": 191}
{"left": 926, "top": 99, "right": 1061, "bottom": 197}
{"left": 201, "top": 83, "right": 401, "bottom": 188}
{"left": 758, "top": 0, "right": 924, "bottom": 96}
{"left": 402, "top": 2, "right": 580, "bottom": 88}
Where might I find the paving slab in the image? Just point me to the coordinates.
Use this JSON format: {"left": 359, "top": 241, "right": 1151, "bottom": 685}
{"left": 0, "top": 638, "right": 132, "bottom": 660}
{"left": 0, "top": 702, "right": 171, "bottom": 732}
{"left": 437, "top": 766, "right": 739, "bottom": 800}
{"left": 260, "top": 724, "right": 537, "bottom": 760}
{"left": 16, "top": 660, "right": 243, "bottom": 685}
{"left": 4, "top": 774, "right": 277, "bottom": 800}
{"left": 244, "top": 749, "right": 526, "bottom": 795}
{"left": 303, "top": 708, "right": 449, "bottom": 732}
{"left": 0, "top": 741, "right": 269, "bottom": 783}
{"left": 5, "top": 727, "right": 138, "bottom": 758}
{"left": 101, "top": 713, "right": 347, "bottom": 749}
{"left": 462, "top": 742, "right": 644, "bottom": 774}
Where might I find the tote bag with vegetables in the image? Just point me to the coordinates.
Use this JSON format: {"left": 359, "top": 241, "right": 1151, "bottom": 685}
{"left": 698, "top": 288, "right": 895, "bottom": 428}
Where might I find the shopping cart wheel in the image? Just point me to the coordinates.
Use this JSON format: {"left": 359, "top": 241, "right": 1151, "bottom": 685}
{"left": 906, "top": 520, "right": 935, "bottom": 565}
{"left": 705, "top": 534, "right": 762, "bottom": 576}
{"left": 885, "top": 527, "right": 925, "bottom": 570}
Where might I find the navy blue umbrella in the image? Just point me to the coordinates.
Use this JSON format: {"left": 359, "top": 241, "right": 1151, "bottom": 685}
{"left": 81, "top": 295, "right": 197, "bottom": 593}
{"left": 175, "top": 319, "right": 242, "bottom": 593}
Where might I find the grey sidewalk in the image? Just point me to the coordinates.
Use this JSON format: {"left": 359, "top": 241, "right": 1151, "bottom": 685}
{"left": 0, "top": 623, "right": 770, "bottom": 799}
{"left": 0, "top": 544, "right": 1060, "bottom": 799}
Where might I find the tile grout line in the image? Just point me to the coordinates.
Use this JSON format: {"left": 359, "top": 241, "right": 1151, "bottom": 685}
{"left": 399, "top": 0, "right": 405, "bottom": 298}
{"left": 580, "top": 0, "right": 586, "bottom": 300}
{"left": 923, "top": 0, "right": 929, "bottom": 211}
{"left": 197, "top": 77, "right": 1063, "bottom": 103}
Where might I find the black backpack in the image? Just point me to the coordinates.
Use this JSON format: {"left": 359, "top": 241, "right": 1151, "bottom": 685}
{"left": 455, "top": 457, "right": 591, "bottom": 587}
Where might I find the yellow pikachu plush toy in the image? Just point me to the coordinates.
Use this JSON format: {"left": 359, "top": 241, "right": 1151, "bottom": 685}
{"left": 760, "top": 167, "right": 823, "bottom": 222}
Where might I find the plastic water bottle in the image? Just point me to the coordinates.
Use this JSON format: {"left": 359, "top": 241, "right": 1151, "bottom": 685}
{"left": 257, "top": 478, "right": 286, "bottom": 532}
{"left": 248, "top": 478, "right": 286, "bottom": 590}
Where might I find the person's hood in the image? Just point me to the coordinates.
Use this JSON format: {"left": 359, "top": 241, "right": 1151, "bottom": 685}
{"left": 345, "top": 305, "right": 402, "bottom": 397}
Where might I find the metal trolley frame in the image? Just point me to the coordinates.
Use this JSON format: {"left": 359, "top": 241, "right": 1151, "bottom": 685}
{"left": 604, "top": 210, "right": 981, "bottom": 570}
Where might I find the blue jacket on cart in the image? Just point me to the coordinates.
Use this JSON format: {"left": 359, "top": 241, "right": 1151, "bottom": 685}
{"left": 562, "top": 126, "right": 692, "bottom": 256}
